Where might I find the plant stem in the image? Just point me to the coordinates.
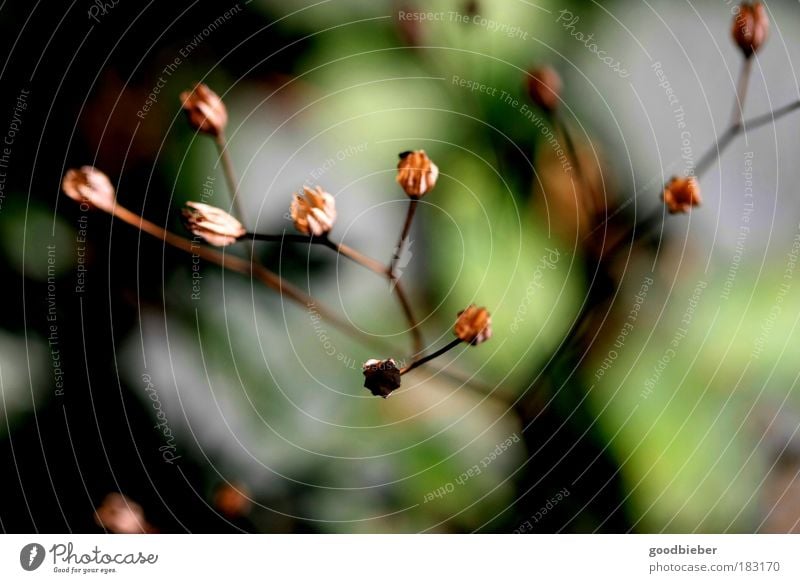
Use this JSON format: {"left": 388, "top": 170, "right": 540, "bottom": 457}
{"left": 322, "top": 238, "right": 387, "bottom": 276}
{"left": 246, "top": 232, "right": 387, "bottom": 275}
{"left": 389, "top": 198, "right": 419, "bottom": 278}
{"left": 729, "top": 57, "right": 753, "bottom": 129}
{"left": 215, "top": 133, "right": 244, "bottom": 220}
{"left": 248, "top": 232, "right": 316, "bottom": 244}
{"left": 109, "top": 204, "right": 391, "bottom": 350}
{"left": 400, "top": 338, "right": 462, "bottom": 375}
{"left": 601, "top": 96, "right": 800, "bottom": 261}
{"left": 392, "top": 280, "right": 424, "bottom": 356}
{"left": 215, "top": 131, "right": 258, "bottom": 263}
{"left": 387, "top": 198, "right": 424, "bottom": 354}
{"left": 742, "top": 99, "right": 800, "bottom": 131}
{"left": 555, "top": 114, "right": 597, "bottom": 218}
{"left": 245, "top": 230, "right": 424, "bottom": 355}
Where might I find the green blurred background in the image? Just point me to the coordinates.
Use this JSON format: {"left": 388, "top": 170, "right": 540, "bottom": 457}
{"left": 1, "top": 0, "right": 799, "bottom": 533}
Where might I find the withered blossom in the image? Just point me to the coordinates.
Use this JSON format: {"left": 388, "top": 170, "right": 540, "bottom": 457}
{"left": 183, "top": 202, "right": 246, "bottom": 246}
{"left": 732, "top": 2, "right": 769, "bottom": 58}
{"left": 662, "top": 176, "right": 701, "bottom": 214}
{"left": 180, "top": 83, "right": 228, "bottom": 136}
{"left": 454, "top": 305, "right": 492, "bottom": 345}
{"left": 213, "top": 482, "right": 252, "bottom": 518}
{"left": 396, "top": 150, "right": 438, "bottom": 198}
{"left": 61, "top": 166, "right": 115, "bottom": 212}
{"left": 291, "top": 186, "right": 337, "bottom": 237}
{"left": 526, "top": 66, "right": 562, "bottom": 113}
{"left": 362, "top": 358, "right": 402, "bottom": 398}
{"left": 94, "top": 493, "right": 154, "bottom": 534}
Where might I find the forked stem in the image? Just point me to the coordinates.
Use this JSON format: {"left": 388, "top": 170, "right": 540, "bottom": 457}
{"left": 389, "top": 198, "right": 419, "bottom": 279}
{"left": 246, "top": 228, "right": 425, "bottom": 355}
{"left": 109, "top": 204, "right": 390, "bottom": 350}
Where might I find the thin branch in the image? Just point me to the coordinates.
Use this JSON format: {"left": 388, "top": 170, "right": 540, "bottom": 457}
{"left": 392, "top": 280, "right": 424, "bottom": 356}
{"left": 322, "top": 238, "right": 386, "bottom": 276}
{"left": 389, "top": 198, "right": 419, "bottom": 278}
{"left": 598, "top": 95, "right": 800, "bottom": 261}
{"left": 387, "top": 198, "right": 424, "bottom": 354}
{"left": 110, "top": 205, "right": 498, "bottom": 398}
{"left": 248, "top": 232, "right": 318, "bottom": 244}
{"left": 215, "top": 133, "right": 244, "bottom": 220}
{"left": 400, "top": 338, "right": 462, "bottom": 375}
{"left": 247, "top": 227, "right": 425, "bottom": 355}
{"left": 693, "top": 125, "right": 739, "bottom": 178}
{"left": 214, "top": 131, "right": 258, "bottom": 262}
{"left": 729, "top": 57, "right": 753, "bottom": 128}
{"left": 538, "top": 60, "right": 793, "bottom": 406}
{"left": 742, "top": 99, "right": 800, "bottom": 132}
{"left": 554, "top": 114, "right": 597, "bottom": 218}
{"left": 246, "top": 232, "right": 389, "bottom": 276}
{"left": 109, "top": 204, "right": 392, "bottom": 350}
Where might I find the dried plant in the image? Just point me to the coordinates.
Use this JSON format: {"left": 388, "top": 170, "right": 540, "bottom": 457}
{"left": 62, "top": 101, "right": 489, "bottom": 396}
{"left": 59, "top": 2, "right": 798, "bottom": 404}
{"left": 94, "top": 493, "right": 155, "bottom": 534}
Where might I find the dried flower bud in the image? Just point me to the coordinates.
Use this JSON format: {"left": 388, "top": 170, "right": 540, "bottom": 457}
{"left": 732, "top": 2, "right": 769, "bottom": 58}
{"left": 396, "top": 150, "right": 438, "bottom": 198}
{"left": 662, "top": 176, "right": 702, "bottom": 214}
{"left": 61, "top": 166, "right": 115, "bottom": 212}
{"left": 213, "top": 483, "right": 252, "bottom": 518}
{"left": 94, "top": 493, "right": 154, "bottom": 534}
{"left": 526, "top": 66, "right": 562, "bottom": 112}
{"left": 362, "top": 358, "right": 401, "bottom": 398}
{"left": 180, "top": 83, "right": 228, "bottom": 136}
{"left": 291, "top": 186, "right": 337, "bottom": 237}
{"left": 454, "top": 305, "right": 492, "bottom": 345}
{"left": 182, "top": 201, "right": 246, "bottom": 246}
{"left": 397, "top": 4, "right": 423, "bottom": 46}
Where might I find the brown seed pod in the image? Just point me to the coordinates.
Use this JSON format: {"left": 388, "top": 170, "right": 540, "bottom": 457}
{"left": 526, "top": 66, "right": 562, "bottom": 112}
{"left": 732, "top": 2, "right": 769, "bottom": 58}
{"left": 454, "top": 305, "right": 493, "bottom": 345}
{"left": 396, "top": 150, "right": 439, "bottom": 198}
{"left": 362, "top": 358, "right": 402, "bottom": 398}
{"left": 662, "top": 176, "right": 702, "bottom": 214}
{"left": 180, "top": 83, "right": 228, "bottom": 136}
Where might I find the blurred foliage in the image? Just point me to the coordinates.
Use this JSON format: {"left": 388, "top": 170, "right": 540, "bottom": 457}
{"left": 2, "top": 0, "right": 800, "bottom": 533}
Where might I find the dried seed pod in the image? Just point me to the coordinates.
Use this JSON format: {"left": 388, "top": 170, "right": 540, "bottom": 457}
{"left": 396, "top": 150, "right": 439, "bottom": 198}
{"left": 662, "top": 176, "right": 702, "bottom": 214}
{"left": 526, "top": 66, "right": 562, "bottom": 112}
{"left": 454, "top": 305, "right": 492, "bottom": 345}
{"left": 732, "top": 2, "right": 769, "bottom": 58}
{"left": 61, "top": 166, "right": 116, "bottom": 212}
{"left": 362, "top": 358, "right": 402, "bottom": 398}
{"left": 180, "top": 83, "right": 228, "bottom": 136}
{"left": 290, "top": 186, "right": 337, "bottom": 237}
{"left": 182, "top": 202, "right": 246, "bottom": 246}
{"left": 213, "top": 483, "right": 252, "bottom": 518}
{"left": 94, "top": 493, "right": 154, "bottom": 534}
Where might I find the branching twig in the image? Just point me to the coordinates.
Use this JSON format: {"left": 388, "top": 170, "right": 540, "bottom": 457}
{"left": 387, "top": 198, "right": 423, "bottom": 355}
{"left": 110, "top": 204, "right": 393, "bottom": 350}
{"left": 247, "top": 227, "right": 425, "bottom": 356}
{"left": 389, "top": 198, "right": 419, "bottom": 279}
